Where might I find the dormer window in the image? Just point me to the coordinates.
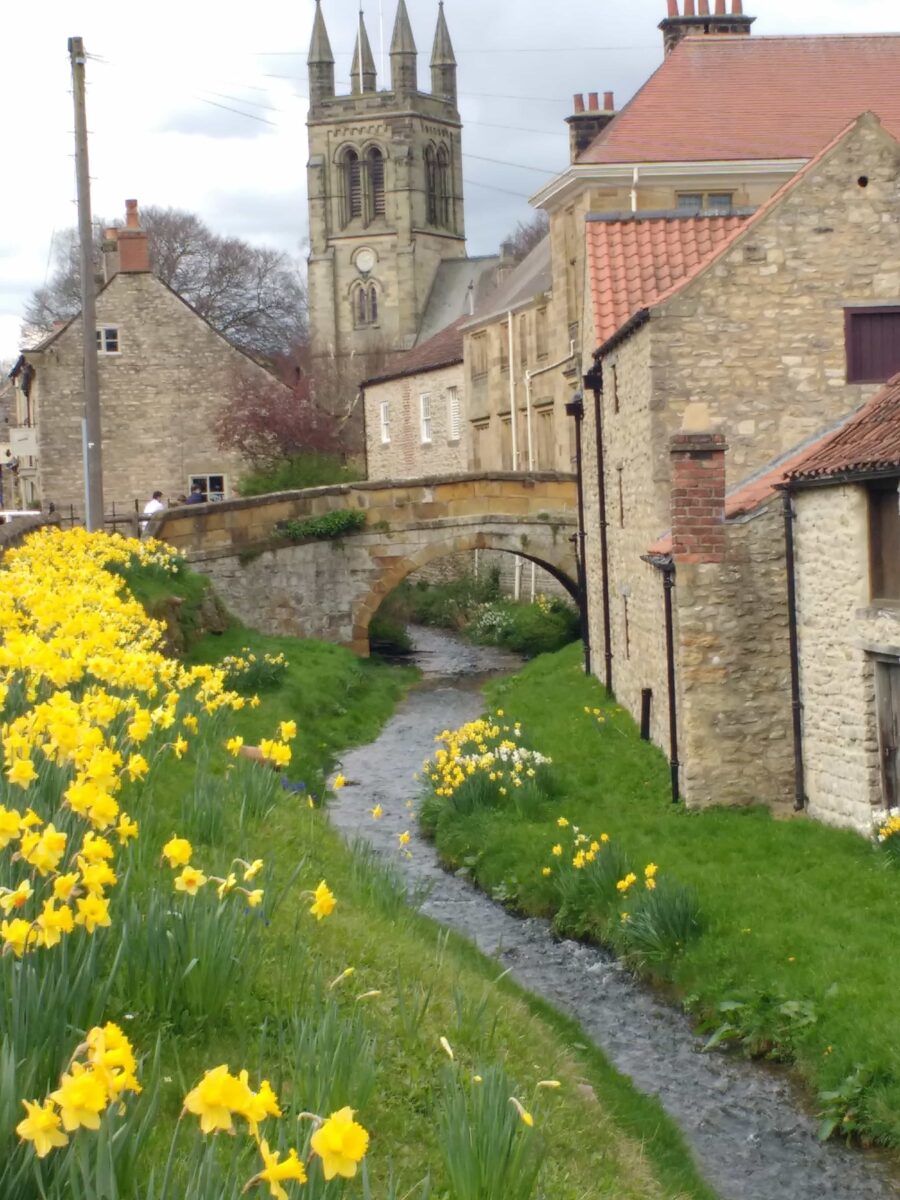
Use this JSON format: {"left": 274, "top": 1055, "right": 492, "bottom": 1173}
{"left": 96, "top": 326, "right": 119, "bottom": 354}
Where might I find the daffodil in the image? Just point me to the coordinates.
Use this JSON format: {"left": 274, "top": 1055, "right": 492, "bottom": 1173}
{"left": 175, "top": 866, "right": 207, "bottom": 896}
{"left": 16, "top": 1099, "right": 69, "bottom": 1158}
{"left": 162, "top": 835, "right": 192, "bottom": 868}
{"left": 249, "top": 1140, "right": 307, "bottom": 1199}
{"left": 74, "top": 894, "right": 111, "bottom": 934}
{"left": 49, "top": 1063, "right": 108, "bottom": 1131}
{"left": 309, "top": 880, "right": 336, "bottom": 920}
{"left": 310, "top": 1106, "right": 369, "bottom": 1181}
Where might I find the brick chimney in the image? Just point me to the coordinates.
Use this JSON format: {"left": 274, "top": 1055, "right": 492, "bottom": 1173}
{"left": 101, "top": 227, "right": 120, "bottom": 284}
{"left": 116, "top": 199, "right": 151, "bottom": 273}
{"left": 670, "top": 403, "right": 727, "bottom": 563}
{"left": 659, "top": 0, "right": 754, "bottom": 56}
{"left": 566, "top": 91, "right": 616, "bottom": 162}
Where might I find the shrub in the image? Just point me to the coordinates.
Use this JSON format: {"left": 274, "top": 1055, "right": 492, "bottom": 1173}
{"left": 614, "top": 877, "right": 704, "bottom": 967}
{"left": 276, "top": 508, "right": 366, "bottom": 542}
{"left": 236, "top": 452, "right": 363, "bottom": 498}
{"left": 368, "top": 613, "right": 413, "bottom": 656}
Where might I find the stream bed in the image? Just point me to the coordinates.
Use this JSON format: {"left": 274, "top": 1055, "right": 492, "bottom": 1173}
{"left": 330, "top": 626, "right": 898, "bottom": 1200}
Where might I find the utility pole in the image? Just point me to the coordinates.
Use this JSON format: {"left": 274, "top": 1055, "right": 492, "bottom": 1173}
{"left": 69, "top": 36, "right": 104, "bottom": 531}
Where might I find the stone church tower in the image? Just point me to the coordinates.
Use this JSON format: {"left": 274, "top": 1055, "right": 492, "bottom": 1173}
{"left": 306, "top": 0, "right": 467, "bottom": 359}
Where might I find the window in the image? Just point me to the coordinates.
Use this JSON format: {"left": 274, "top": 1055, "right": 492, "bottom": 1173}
{"left": 425, "top": 146, "right": 438, "bottom": 225}
{"left": 846, "top": 307, "right": 900, "bottom": 384}
{"left": 366, "top": 147, "right": 385, "bottom": 221}
{"left": 420, "top": 394, "right": 432, "bottom": 444}
{"left": 96, "top": 326, "right": 119, "bottom": 354}
{"left": 379, "top": 400, "right": 391, "bottom": 445}
{"left": 188, "top": 474, "right": 225, "bottom": 502}
{"left": 437, "top": 144, "right": 451, "bottom": 228}
{"left": 343, "top": 149, "right": 363, "bottom": 223}
{"left": 499, "top": 327, "right": 509, "bottom": 373}
{"left": 535, "top": 307, "right": 549, "bottom": 359}
{"left": 500, "top": 417, "right": 513, "bottom": 470}
{"left": 470, "top": 333, "right": 488, "bottom": 380}
{"left": 472, "top": 421, "right": 489, "bottom": 471}
{"left": 869, "top": 479, "right": 900, "bottom": 601}
{"left": 676, "top": 191, "right": 733, "bottom": 214}
{"left": 536, "top": 405, "right": 555, "bottom": 469}
{"left": 352, "top": 283, "right": 379, "bottom": 327}
{"left": 609, "top": 361, "right": 619, "bottom": 414}
{"left": 447, "top": 387, "right": 461, "bottom": 442}
{"left": 518, "top": 314, "right": 528, "bottom": 369}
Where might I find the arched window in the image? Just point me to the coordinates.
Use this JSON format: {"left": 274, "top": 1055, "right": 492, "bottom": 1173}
{"left": 343, "top": 149, "right": 362, "bottom": 224}
{"left": 424, "top": 145, "right": 438, "bottom": 226}
{"left": 367, "top": 147, "right": 385, "bottom": 221}
{"left": 436, "top": 145, "right": 451, "bottom": 228}
{"left": 352, "top": 282, "right": 379, "bottom": 327}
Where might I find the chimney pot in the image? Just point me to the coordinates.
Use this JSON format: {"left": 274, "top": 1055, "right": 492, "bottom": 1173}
{"left": 666, "top": 0, "right": 679, "bottom": 14}
{"left": 699, "top": 0, "right": 710, "bottom": 13}
{"left": 588, "top": 91, "right": 599, "bottom": 111}
{"left": 603, "top": 90, "right": 615, "bottom": 111}
{"left": 117, "top": 198, "right": 151, "bottom": 273}
{"left": 684, "top": 0, "right": 695, "bottom": 14}
{"left": 573, "top": 93, "right": 585, "bottom": 113}
{"left": 125, "top": 198, "right": 140, "bottom": 229}
{"left": 731, "top": 0, "right": 743, "bottom": 11}
{"left": 715, "top": 0, "right": 726, "bottom": 11}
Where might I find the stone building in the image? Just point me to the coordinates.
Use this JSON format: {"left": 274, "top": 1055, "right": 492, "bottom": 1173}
{"left": 307, "top": 0, "right": 499, "bottom": 363}
{"left": 578, "top": 115, "right": 900, "bottom": 811}
{"left": 785, "top": 374, "right": 900, "bottom": 832}
{"left": 9, "top": 202, "right": 282, "bottom": 517}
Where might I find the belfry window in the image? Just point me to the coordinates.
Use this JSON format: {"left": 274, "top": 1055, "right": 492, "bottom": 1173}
{"left": 425, "top": 146, "right": 438, "bottom": 225}
{"left": 367, "top": 147, "right": 385, "bottom": 220}
{"left": 437, "top": 145, "right": 451, "bottom": 228}
{"left": 353, "top": 282, "right": 379, "bottom": 327}
{"left": 343, "top": 150, "right": 363, "bottom": 223}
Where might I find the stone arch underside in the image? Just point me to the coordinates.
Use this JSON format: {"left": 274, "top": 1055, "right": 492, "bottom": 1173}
{"left": 351, "top": 529, "right": 578, "bottom": 653}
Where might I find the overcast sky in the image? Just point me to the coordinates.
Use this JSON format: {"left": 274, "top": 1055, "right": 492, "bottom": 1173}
{"left": 1, "top": 0, "right": 897, "bottom": 362}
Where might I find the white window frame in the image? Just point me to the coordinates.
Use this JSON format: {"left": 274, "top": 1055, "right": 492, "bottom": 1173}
{"left": 447, "top": 386, "right": 461, "bottom": 443}
{"left": 379, "top": 399, "right": 391, "bottom": 445}
{"left": 187, "top": 473, "right": 227, "bottom": 502}
{"left": 420, "top": 393, "right": 432, "bottom": 445}
{"left": 96, "top": 326, "right": 120, "bottom": 355}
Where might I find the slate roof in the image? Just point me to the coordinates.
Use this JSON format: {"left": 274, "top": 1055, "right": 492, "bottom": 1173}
{"left": 578, "top": 34, "right": 900, "bottom": 165}
{"left": 585, "top": 212, "right": 750, "bottom": 347}
{"left": 416, "top": 256, "right": 500, "bottom": 345}
{"left": 465, "top": 235, "right": 553, "bottom": 329}
{"left": 362, "top": 317, "right": 466, "bottom": 387}
{"left": 786, "top": 373, "right": 900, "bottom": 484}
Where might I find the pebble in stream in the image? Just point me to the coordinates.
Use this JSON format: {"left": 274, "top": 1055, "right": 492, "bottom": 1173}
{"left": 329, "top": 628, "right": 898, "bottom": 1200}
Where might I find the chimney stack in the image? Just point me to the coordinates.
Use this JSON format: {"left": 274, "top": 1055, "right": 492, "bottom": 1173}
{"left": 566, "top": 90, "right": 616, "bottom": 162}
{"left": 660, "top": 0, "right": 754, "bottom": 55}
{"left": 101, "top": 227, "right": 120, "bottom": 284}
{"left": 670, "top": 404, "right": 728, "bottom": 564}
{"left": 117, "top": 200, "right": 151, "bottom": 274}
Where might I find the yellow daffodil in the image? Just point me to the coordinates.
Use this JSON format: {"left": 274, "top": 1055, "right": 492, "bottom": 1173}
{"left": 174, "top": 866, "right": 207, "bottom": 896}
{"left": 310, "top": 1106, "right": 369, "bottom": 1181}
{"left": 1, "top": 917, "right": 35, "bottom": 957}
{"left": 309, "top": 880, "right": 336, "bottom": 920}
{"left": 74, "top": 894, "right": 111, "bottom": 934}
{"left": 16, "top": 1099, "right": 69, "bottom": 1158}
{"left": 398, "top": 830, "right": 411, "bottom": 847}
{"left": 7, "top": 756, "right": 38, "bottom": 789}
{"left": 333, "top": 773, "right": 346, "bottom": 789}
{"left": 49, "top": 1063, "right": 109, "bottom": 1131}
{"left": 162, "top": 835, "right": 192, "bottom": 868}
{"left": 279, "top": 720, "right": 297, "bottom": 741}
{"left": 243, "top": 858, "right": 264, "bottom": 882}
{"left": 250, "top": 1140, "right": 307, "bottom": 1199}
{"left": 370, "top": 804, "right": 383, "bottom": 820}
{"left": 225, "top": 735, "right": 244, "bottom": 756}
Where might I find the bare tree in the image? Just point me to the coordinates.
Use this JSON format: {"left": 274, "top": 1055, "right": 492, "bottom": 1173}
{"left": 501, "top": 211, "right": 550, "bottom": 264}
{"left": 24, "top": 207, "right": 307, "bottom": 359}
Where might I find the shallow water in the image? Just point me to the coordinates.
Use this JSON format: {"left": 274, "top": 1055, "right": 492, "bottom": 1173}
{"left": 330, "top": 627, "right": 898, "bottom": 1200}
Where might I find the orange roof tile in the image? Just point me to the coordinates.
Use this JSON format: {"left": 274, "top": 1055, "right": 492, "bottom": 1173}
{"left": 586, "top": 212, "right": 750, "bottom": 346}
{"left": 787, "top": 373, "right": 900, "bottom": 483}
{"left": 578, "top": 35, "right": 900, "bottom": 165}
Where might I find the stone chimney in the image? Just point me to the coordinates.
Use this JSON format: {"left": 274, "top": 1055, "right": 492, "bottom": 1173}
{"left": 659, "top": 0, "right": 754, "bottom": 56}
{"left": 117, "top": 200, "right": 151, "bottom": 273}
{"left": 670, "top": 403, "right": 727, "bottom": 563}
{"left": 566, "top": 91, "right": 616, "bottom": 162}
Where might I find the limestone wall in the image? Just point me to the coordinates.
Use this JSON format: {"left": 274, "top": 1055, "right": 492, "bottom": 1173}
{"left": 365, "top": 362, "right": 467, "bottom": 480}
{"left": 25, "top": 272, "right": 268, "bottom": 515}
{"left": 794, "top": 484, "right": 900, "bottom": 832}
{"left": 676, "top": 503, "right": 794, "bottom": 808}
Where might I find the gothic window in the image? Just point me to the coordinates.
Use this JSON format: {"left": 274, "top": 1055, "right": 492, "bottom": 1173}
{"left": 437, "top": 145, "right": 451, "bottom": 228}
{"left": 366, "top": 147, "right": 385, "bottom": 221}
{"left": 352, "top": 282, "right": 379, "bottom": 327}
{"left": 343, "top": 149, "right": 363, "bottom": 224}
{"left": 425, "top": 146, "right": 438, "bottom": 225}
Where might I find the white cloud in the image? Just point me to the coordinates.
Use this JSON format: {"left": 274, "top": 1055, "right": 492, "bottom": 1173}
{"left": 1, "top": 0, "right": 898, "bottom": 358}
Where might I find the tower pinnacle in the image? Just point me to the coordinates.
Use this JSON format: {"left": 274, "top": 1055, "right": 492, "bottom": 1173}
{"left": 390, "top": 0, "right": 418, "bottom": 93}
{"left": 430, "top": 2, "right": 457, "bottom": 102}
{"left": 308, "top": 0, "right": 335, "bottom": 106}
{"left": 351, "top": 10, "right": 378, "bottom": 93}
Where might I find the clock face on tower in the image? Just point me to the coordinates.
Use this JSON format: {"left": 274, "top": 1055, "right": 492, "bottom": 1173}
{"left": 356, "top": 248, "right": 377, "bottom": 275}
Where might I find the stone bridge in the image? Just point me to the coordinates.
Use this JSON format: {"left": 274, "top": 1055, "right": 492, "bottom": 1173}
{"left": 152, "top": 472, "right": 578, "bottom": 655}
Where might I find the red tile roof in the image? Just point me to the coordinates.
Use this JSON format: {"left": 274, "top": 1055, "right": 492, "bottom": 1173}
{"left": 361, "top": 317, "right": 466, "bottom": 387}
{"left": 787, "top": 373, "right": 900, "bottom": 483}
{"left": 578, "top": 35, "right": 900, "bottom": 165}
{"left": 586, "top": 212, "right": 750, "bottom": 346}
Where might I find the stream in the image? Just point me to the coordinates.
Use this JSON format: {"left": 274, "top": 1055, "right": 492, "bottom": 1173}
{"left": 329, "top": 625, "right": 898, "bottom": 1200}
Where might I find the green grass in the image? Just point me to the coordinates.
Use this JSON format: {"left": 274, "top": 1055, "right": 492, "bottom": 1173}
{"left": 425, "top": 641, "right": 900, "bottom": 1150}
{"left": 101, "top": 617, "right": 715, "bottom": 1197}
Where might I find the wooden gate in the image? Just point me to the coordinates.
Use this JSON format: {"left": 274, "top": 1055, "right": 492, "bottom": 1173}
{"left": 875, "top": 660, "right": 900, "bottom": 809}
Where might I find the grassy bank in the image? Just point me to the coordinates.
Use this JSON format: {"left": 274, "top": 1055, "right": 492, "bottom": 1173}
{"left": 423, "top": 642, "right": 900, "bottom": 1150}
{"left": 1, "top": 532, "right": 714, "bottom": 1199}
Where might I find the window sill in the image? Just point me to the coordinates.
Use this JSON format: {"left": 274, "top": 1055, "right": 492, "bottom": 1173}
{"left": 858, "top": 602, "right": 900, "bottom": 618}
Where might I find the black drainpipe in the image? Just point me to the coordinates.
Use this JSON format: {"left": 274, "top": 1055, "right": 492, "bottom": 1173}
{"left": 781, "top": 487, "right": 806, "bottom": 811}
{"left": 661, "top": 560, "right": 680, "bottom": 804}
{"left": 585, "top": 364, "right": 613, "bottom": 696}
{"left": 565, "top": 393, "right": 591, "bottom": 676}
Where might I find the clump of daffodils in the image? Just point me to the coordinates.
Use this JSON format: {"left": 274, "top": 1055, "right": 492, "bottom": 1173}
{"left": 876, "top": 808, "right": 900, "bottom": 844}
{"left": 422, "top": 716, "right": 552, "bottom": 800}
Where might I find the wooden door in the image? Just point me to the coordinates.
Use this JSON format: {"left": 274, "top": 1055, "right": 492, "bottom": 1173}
{"left": 876, "top": 661, "right": 900, "bottom": 809}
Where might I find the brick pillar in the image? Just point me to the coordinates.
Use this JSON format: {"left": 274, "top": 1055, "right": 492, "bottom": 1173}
{"left": 670, "top": 427, "right": 727, "bottom": 563}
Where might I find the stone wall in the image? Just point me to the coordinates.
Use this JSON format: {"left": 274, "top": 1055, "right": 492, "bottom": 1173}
{"left": 794, "top": 483, "right": 900, "bottom": 832}
{"left": 365, "top": 362, "right": 467, "bottom": 480}
{"left": 676, "top": 502, "right": 794, "bottom": 808}
{"left": 24, "top": 272, "right": 273, "bottom": 515}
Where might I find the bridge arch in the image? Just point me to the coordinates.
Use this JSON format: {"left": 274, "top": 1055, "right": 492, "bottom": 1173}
{"left": 351, "top": 530, "right": 578, "bottom": 654}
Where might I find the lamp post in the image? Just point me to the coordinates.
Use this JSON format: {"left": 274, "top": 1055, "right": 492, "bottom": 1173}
{"left": 565, "top": 392, "right": 591, "bottom": 675}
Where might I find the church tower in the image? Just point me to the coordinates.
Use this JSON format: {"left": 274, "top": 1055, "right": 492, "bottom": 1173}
{"left": 306, "top": 1, "right": 467, "bottom": 359}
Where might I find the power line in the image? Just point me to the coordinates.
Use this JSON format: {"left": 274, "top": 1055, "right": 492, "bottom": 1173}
{"left": 463, "top": 152, "right": 556, "bottom": 175}
{"left": 195, "top": 96, "right": 278, "bottom": 126}
{"left": 465, "top": 118, "right": 562, "bottom": 137}
{"left": 463, "top": 177, "right": 533, "bottom": 200}
{"left": 202, "top": 90, "right": 281, "bottom": 113}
